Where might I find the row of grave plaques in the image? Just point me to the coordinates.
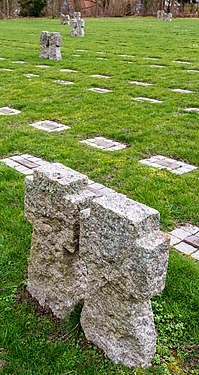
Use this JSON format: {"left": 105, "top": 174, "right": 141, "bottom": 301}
{"left": 0, "top": 109, "right": 198, "bottom": 174}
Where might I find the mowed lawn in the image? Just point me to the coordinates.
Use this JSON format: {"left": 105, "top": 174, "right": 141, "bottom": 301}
{"left": 0, "top": 17, "right": 199, "bottom": 374}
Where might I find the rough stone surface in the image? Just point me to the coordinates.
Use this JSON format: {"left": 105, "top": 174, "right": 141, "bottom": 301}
{"left": 49, "top": 32, "right": 62, "bottom": 60}
{"left": 40, "top": 31, "right": 62, "bottom": 60}
{"left": 25, "top": 163, "right": 94, "bottom": 319}
{"left": 70, "top": 12, "right": 84, "bottom": 37}
{"left": 40, "top": 31, "right": 50, "bottom": 59}
{"left": 61, "top": 14, "right": 70, "bottom": 25}
{"left": 80, "top": 193, "right": 169, "bottom": 368}
{"left": 25, "top": 162, "right": 170, "bottom": 367}
{"left": 157, "top": 12, "right": 172, "bottom": 21}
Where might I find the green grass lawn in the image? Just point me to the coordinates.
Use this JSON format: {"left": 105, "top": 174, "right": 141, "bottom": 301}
{"left": 0, "top": 17, "right": 199, "bottom": 374}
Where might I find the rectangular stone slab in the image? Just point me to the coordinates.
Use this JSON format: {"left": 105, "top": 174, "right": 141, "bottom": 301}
{"left": 184, "top": 235, "right": 199, "bottom": 249}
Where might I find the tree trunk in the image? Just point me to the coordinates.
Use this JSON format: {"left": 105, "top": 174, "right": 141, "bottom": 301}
{"left": 6, "top": 0, "right": 9, "bottom": 17}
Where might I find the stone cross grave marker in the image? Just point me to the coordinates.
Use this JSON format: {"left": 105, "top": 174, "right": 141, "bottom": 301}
{"left": 70, "top": 12, "right": 85, "bottom": 37}
{"left": 40, "top": 31, "right": 62, "bottom": 60}
{"left": 25, "top": 162, "right": 170, "bottom": 368}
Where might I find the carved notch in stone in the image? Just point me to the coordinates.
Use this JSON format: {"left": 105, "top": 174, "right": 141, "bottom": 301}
{"left": 25, "top": 162, "right": 94, "bottom": 319}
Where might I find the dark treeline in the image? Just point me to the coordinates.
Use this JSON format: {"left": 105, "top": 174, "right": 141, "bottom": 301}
{"left": 0, "top": 0, "right": 199, "bottom": 18}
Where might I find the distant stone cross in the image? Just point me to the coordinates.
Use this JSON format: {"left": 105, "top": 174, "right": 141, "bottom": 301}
{"left": 60, "top": 0, "right": 70, "bottom": 24}
{"left": 70, "top": 12, "right": 85, "bottom": 37}
{"left": 157, "top": 10, "right": 172, "bottom": 20}
{"left": 61, "top": 14, "right": 70, "bottom": 25}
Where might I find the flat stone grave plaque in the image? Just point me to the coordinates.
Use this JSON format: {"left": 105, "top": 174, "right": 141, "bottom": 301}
{"left": 60, "top": 69, "right": 78, "bottom": 73}
{"left": 184, "top": 108, "right": 199, "bottom": 113}
{"left": 97, "top": 58, "right": 108, "bottom": 61}
{"left": 24, "top": 74, "right": 40, "bottom": 78}
{"left": 0, "top": 68, "right": 14, "bottom": 72}
{"left": 145, "top": 57, "right": 159, "bottom": 61}
{"left": 12, "top": 61, "right": 26, "bottom": 64}
{"left": 185, "top": 235, "right": 199, "bottom": 249}
{"left": 77, "top": 49, "right": 87, "bottom": 52}
{"left": 1, "top": 154, "right": 46, "bottom": 175}
{"left": 29, "top": 120, "right": 70, "bottom": 132}
{"left": 133, "top": 97, "right": 163, "bottom": 103}
{"left": 53, "top": 80, "right": 74, "bottom": 85}
{"left": 173, "top": 60, "right": 191, "bottom": 65}
{"left": 139, "top": 155, "right": 197, "bottom": 174}
{"left": 170, "top": 89, "right": 194, "bottom": 93}
{"left": 36, "top": 65, "right": 50, "bottom": 69}
{"left": 186, "top": 70, "right": 199, "bottom": 73}
{"left": 72, "top": 55, "right": 81, "bottom": 57}
{"left": 0, "top": 58, "right": 6, "bottom": 60}
{"left": 129, "top": 81, "right": 153, "bottom": 86}
{"left": 149, "top": 65, "right": 164, "bottom": 68}
{"left": 90, "top": 75, "right": 110, "bottom": 79}
{"left": 169, "top": 224, "right": 199, "bottom": 259}
{"left": 0, "top": 107, "right": 21, "bottom": 115}
{"left": 118, "top": 54, "right": 134, "bottom": 58}
{"left": 192, "top": 251, "right": 199, "bottom": 260}
{"left": 96, "top": 52, "right": 108, "bottom": 55}
{"left": 80, "top": 137, "right": 127, "bottom": 151}
{"left": 88, "top": 88, "right": 112, "bottom": 94}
